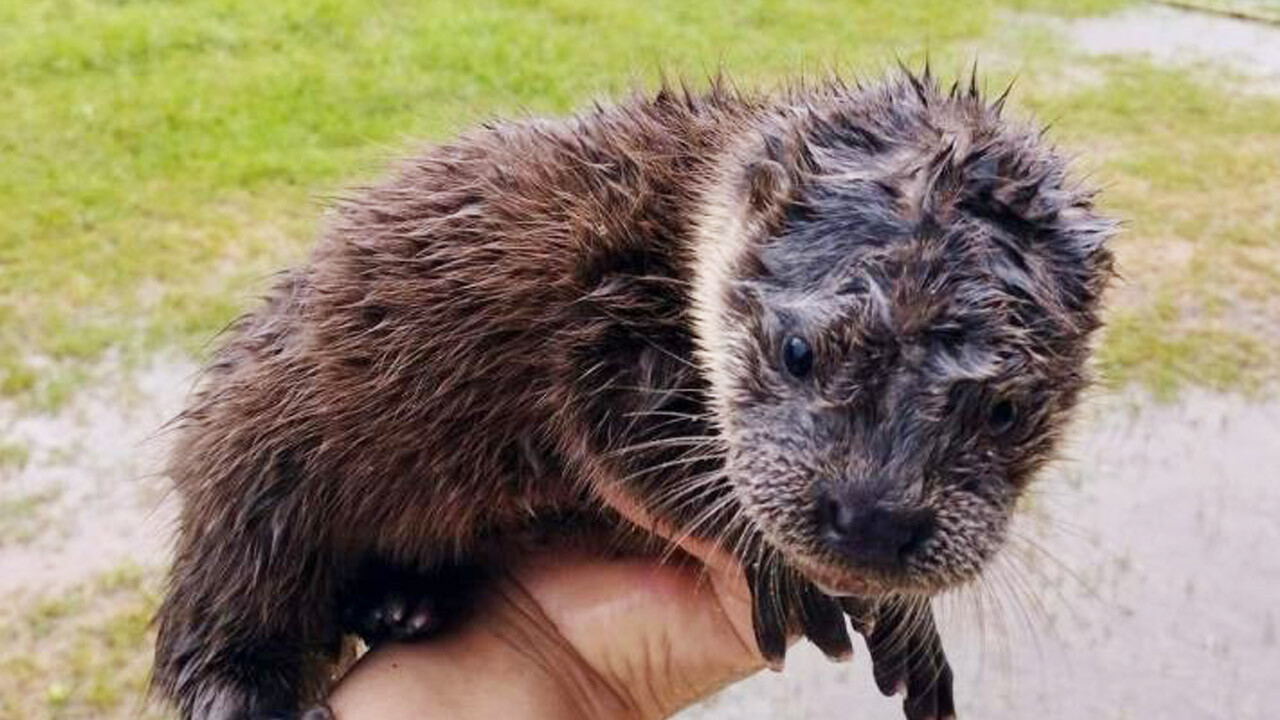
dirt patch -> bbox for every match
[681,389,1280,719]
[0,358,193,597]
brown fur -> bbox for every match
[151,70,1113,720]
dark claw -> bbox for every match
[746,567,852,665]
[902,641,950,720]
[341,562,485,647]
[347,589,438,644]
[904,668,939,720]
[746,574,956,719]
[797,583,853,660]
[744,563,789,667]
[867,605,910,696]
[936,663,956,719]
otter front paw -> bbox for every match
[841,597,956,720]
[744,565,852,666]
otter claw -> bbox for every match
[745,567,852,667]
[347,589,438,644]
[744,564,789,668]
[341,563,485,647]
[798,583,853,661]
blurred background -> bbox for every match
[2,1,1278,718]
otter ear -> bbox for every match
[958,147,1117,315]
[738,133,802,226]
[744,158,789,214]
[958,148,1065,227]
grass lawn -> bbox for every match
[5,0,1277,410]
[2,0,1279,717]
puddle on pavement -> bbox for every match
[1064,4,1280,83]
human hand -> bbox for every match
[327,548,781,720]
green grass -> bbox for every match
[0,564,165,720]
[2,0,1137,408]
[0,1,1276,408]
[1017,59,1280,396]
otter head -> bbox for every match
[690,73,1115,597]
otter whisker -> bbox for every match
[649,475,729,513]
[656,490,743,566]
[612,452,727,488]
[644,472,730,515]
[986,552,1047,661]
[620,408,716,423]
[971,565,1016,675]
[603,434,724,458]
[1006,525,1099,606]
[999,539,1056,631]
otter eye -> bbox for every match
[989,399,1017,434]
[782,336,813,379]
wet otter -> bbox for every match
[151,69,1114,720]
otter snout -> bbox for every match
[815,487,936,570]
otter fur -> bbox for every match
[151,69,1114,720]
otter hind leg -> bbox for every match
[151,629,338,720]
[151,520,345,719]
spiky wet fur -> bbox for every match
[152,69,1112,720]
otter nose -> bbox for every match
[816,489,934,568]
